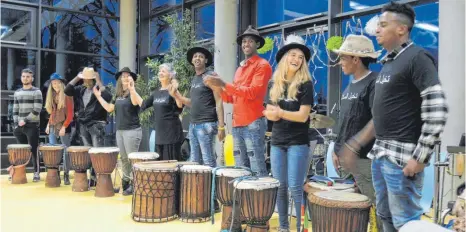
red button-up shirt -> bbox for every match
[221,55,272,127]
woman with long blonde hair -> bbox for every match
[45,73,74,185]
[94,67,142,196]
[263,35,314,232]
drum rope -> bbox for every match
[229,176,259,232]
[210,166,253,225]
[7,150,33,180]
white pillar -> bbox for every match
[7,48,15,90]
[439,0,465,208]
[56,23,68,77]
[118,0,137,71]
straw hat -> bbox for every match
[332,34,380,59]
[236,25,265,49]
[276,35,311,63]
[78,67,97,79]
[187,47,213,67]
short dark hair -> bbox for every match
[21,68,34,76]
[359,57,377,69]
[382,1,416,32]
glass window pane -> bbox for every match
[150,15,172,55]
[257,0,328,27]
[343,0,390,12]
[41,9,119,56]
[194,3,215,40]
[1,7,34,45]
[41,0,105,15]
[151,0,182,12]
[1,48,37,91]
[105,0,119,17]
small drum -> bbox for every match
[305,181,356,195]
[128,152,160,166]
[7,144,32,184]
[39,145,64,188]
[89,147,119,197]
[215,168,253,231]
[234,177,280,232]
[309,191,371,232]
[67,146,92,192]
[132,162,178,223]
[179,165,213,223]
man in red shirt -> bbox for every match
[204,26,272,176]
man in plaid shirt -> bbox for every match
[339,2,448,232]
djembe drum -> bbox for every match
[68,146,92,192]
[132,162,178,223]
[234,177,280,232]
[128,152,159,166]
[305,181,356,194]
[89,147,119,197]
[179,165,213,223]
[7,144,32,184]
[309,191,371,232]
[39,145,64,188]
[215,167,253,231]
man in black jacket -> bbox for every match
[64,67,111,185]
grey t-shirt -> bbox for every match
[83,88,93,107]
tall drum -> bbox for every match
[39,145,64,188]
[132,162,178,223]
[234,177,280,232]
[179,165,213,223]
[215,168,253,231]
[89,147,119,197]
[67,146,92,192]
[7,144,32,184]
[309,191,371,232]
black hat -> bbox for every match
[236,25,265,49]
[276,35,311,63]
[115,67,137,81]
[187,47,213,67]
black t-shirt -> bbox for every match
[113,95,141,130]
[373,45,439,143]
[142,89,184,145]
[267,81,314,146]
[190,71,217,123]
[334,72,377,158]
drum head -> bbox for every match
[67,146,91,152]
[128,152,159,160]
[310,191,371,209]
[133,162,177,172]
[180,165,212,172]
[88,147,119,154]
[215,168,252,178]
[7,144,31,149]
[308,182,355,192]
[233,177,280,190]
[39,145,65,151]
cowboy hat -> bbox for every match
[332,34,380,59]
[49,73,66,84]
[187,47,213,67]
[115,67,138,81]
[78,67,97,80]
[276,35,311,63]
[236,25,265,49]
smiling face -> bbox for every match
[241,36,259,56]
[51,79,63,92]
[158,66,171,84]
[120,72,131,87]
[285,48,305,73]
[192,52,207,69]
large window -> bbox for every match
[1,48,37,91]
[151,0,182,12]
[1,5,35,45]
[150,15,173,54]
[194,2,215,40]
[41,0,105,14]
[257,0,328,27]
[343,0,390,12]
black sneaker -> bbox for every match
[8,176,11,181]
[33,172,40,182]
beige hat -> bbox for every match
[78,67,96,79]
[332,34,380,59]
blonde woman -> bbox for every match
[93,67,142,196]
[262,35,313,232]
[130,63,184,161]
[45,73,74,185]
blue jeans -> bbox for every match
[270,144,310,230]
[232,117,267,176]
[372,156,424,231]
[188,122,218,168]
[48,126,71,173]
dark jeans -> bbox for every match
[79,121,106,179]
[13,123,40,173]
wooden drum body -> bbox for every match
[128,152,160,166]
[89,147,119,197]
[179,165,213,223]
[132,162,178,223]
[39,145,64,188]
[68,146,92,192]
[215,168,252,231]
[7,144,32,184]
[234,177,280,232]
[309,191,371,232]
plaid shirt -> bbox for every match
[368,41,448,166]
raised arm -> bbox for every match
[93,86,114,113]
[224,64,272,100]
[64,75,81,96]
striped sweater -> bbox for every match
[13,87,43,125]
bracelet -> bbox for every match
[345,142,360,155]
[218,127,225,130]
